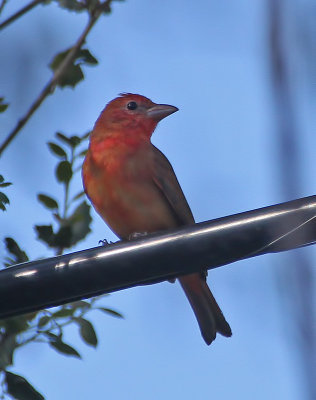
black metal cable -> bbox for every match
[0,195,315,319]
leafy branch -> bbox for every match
[35,131,91,255]
[0,2,125,398]
[0,175,11,211]
[1,130,123,399]
[0,0,118,157]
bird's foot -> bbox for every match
[201,269,208,280]
[99,239,114,246]
[128,232,149,241]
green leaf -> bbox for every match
[56,132,72,145]
[2,316,29,335]
[62,64,84,88]
[66,201,92,246]
[56,160,72,183]
[34,225,54,246]
[37,315,50,328]
[81,131,91,140]
[50,49,69,71]
[0,175,12,188]
[44,331,62,341]
[48,142,67,158]
[35,202,91,249]
[4,238,29,265]
[0,191,9,210]
[75,317,97,347]
[0,192,9,202]
[52,307,74,318]
[49,48,98,88]
[97,307,124,319]
[50,50,83,88]
[0,104,9,112]
[55,132,81,149]
[5,371,44,400]
[72,190,85,201]
[0,182,12,187]
[69,135,81,147]
[71,300,91,310]
[53,225,72,248]
[90,294,109,303]
[49,339,81,358]
[56,0,85,12]
[0,336,16,369]
[51,201,91,249]
[76,49,98,65]
[3,256,16,267]
[37,194,59,210]
[25,312,38,322]
[99,1,111,14]
[78,148,88,158]
[0,97,9,113]
[84,0,99,13]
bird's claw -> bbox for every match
[200,269,208,280]
[99,239,114,246]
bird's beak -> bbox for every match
[146,104,179,121]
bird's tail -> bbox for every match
[179,273,232,345]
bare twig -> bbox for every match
[0,7,102,157]
[0,0,44,30]
[0,0,8,16]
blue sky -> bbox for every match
[1,1,315,399]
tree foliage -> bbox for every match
[0,1,124,398]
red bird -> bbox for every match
[82,93,232,345]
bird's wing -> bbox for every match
[151,145,195,225]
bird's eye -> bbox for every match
[127,101,138,110]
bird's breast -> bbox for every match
[83,143,177,239]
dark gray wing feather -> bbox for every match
[151,145,195,225]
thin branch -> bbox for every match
[0,0,44,31]
[0,7,102,157]
[0,0,8,16]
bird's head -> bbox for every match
[94,93,178,139]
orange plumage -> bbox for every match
[82,93,231,345]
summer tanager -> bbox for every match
[82,93,232,345]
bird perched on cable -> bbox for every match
[82,93,232,345]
